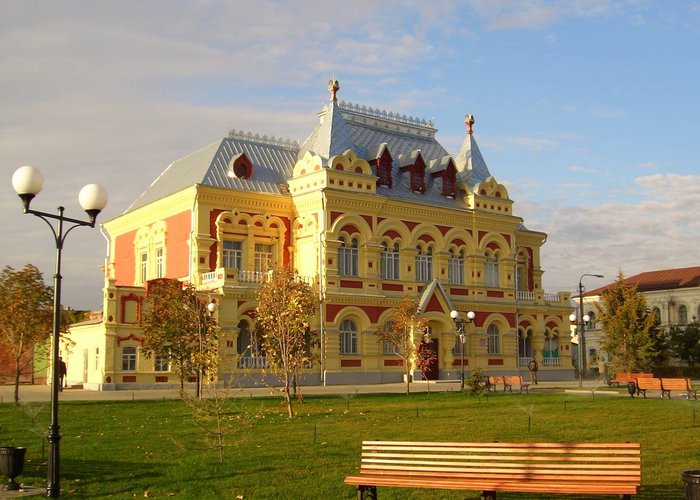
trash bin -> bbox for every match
[0,446,26,491]
[682,470,700,500]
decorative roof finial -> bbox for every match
[465,113,475,135]
[328,77,340,101]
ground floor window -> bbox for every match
[340,319,359,355]
[122,346,137,371]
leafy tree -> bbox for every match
[141,279,218,396]
[375,297,428,395]
[597,272,666,374]
[0,264,53,404]
[669,321,700,368]
[254,267,317,418]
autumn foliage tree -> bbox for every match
[254,267,317,418]
[597,272,666,374]
[0,264,53,404]
[141,279,219,395]
[375,297,428,395]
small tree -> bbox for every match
[0,265,53,404]
[597,272,665,374]
[669,321,700,368]
[141,279,218,396]
[254,267,317,418]
[375,297,427,395]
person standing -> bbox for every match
[528,358,539,385]
[58,357,67,391]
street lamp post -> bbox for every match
[195,300,217,400]
[12,166,107,498]
[449,310,476,391]
[569,273,604,388]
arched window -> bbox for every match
[236,320,252,355]
[586,311,597,329]
[340,319,359,355]
[484,253,499,287]
[380,242,400,280]
[448,249,465,284]
[254,243,274,273]
[487,324,500,354]
[679,304,688,325]
[652,307,661,324]
[381,321,398,354]
[223,241,242,269]
[544,334,559,359]
[416,246,433,282]
[338,237,359,276]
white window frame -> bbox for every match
[254,243,273,273]
[485,256,499,287]
[95,347,100,371]
[155,247,164,278]
[448,250,464,284]
[340,319,359,355]
[140,253,148,283]
[223,241,243,269]
[154,355,169,372]
[122,346,137,371]
[338,238,359,277]
[415,246,433,282]
[679,305,688,324]
[380,242,400,280]
[487,324,500,355]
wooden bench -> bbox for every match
[635,377,663,398]
[609,372,653,387]
[660,378,698,400]
[486,375,504,392]
[504,375,530,394]
[344,440,641,499]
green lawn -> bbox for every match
[1,390,698,498]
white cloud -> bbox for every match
[522,173,700,294]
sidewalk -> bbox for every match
[0,378,608,404]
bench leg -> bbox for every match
[481,490,497,500]
[620,494,631,500]
[357,485,377,500]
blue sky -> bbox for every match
[2,1,699,308]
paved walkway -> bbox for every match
[1,378,613,404]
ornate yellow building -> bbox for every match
[66,81,573,389]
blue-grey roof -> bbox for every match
[125,91,494,214]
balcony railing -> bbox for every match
[542,357,561,366]
[518,356,532,367]
[201,268,315,288]
[236,356,270,369]
[516,291,565,303]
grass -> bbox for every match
[1,390,699,498]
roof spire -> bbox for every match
[465,113,475,135]
[328,77,340,101]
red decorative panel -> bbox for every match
[450,238,466,247]
[452,359,468,366]
[487,290,504,298]
[450,288,468,296]
[339,224,359,235]
[122,376,136,383]
[155,376,168,383]
[478,230,488,243]
[418,234,434,243]
[436,225,451,236]
[384,359,403,366]
[340,280,363,289]
[383,230,400,240]
[402,220,419,232]
[486,241,500,251]
[341,359,361,367]
[361,215,373,229]
[117,333,143,346]
[501,234,511,245]
[425,294,444,313]
[488,359,504,366]
[382,283,403,292]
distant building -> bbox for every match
[65,80,573,390]
[573,266,700,371]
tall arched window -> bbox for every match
[381,321,398,354]
[586,311,597,329]
[236,320,252,355]
[338,237,359,276]
[340,319,359,355]
[380,242,400,280]
[416,246,433,282]
[544,334,559,359]
[484,253,499,287]
[448,249,465,284]
[679,304,688,325]
[652,307,661,324]
[487,324,500,354]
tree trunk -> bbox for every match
[14,355,21,405]
[284,370,294,418]
[405,365,411,395]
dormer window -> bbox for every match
[399,150,426,193]
[430,156,457,198]
[369,144,393,188]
